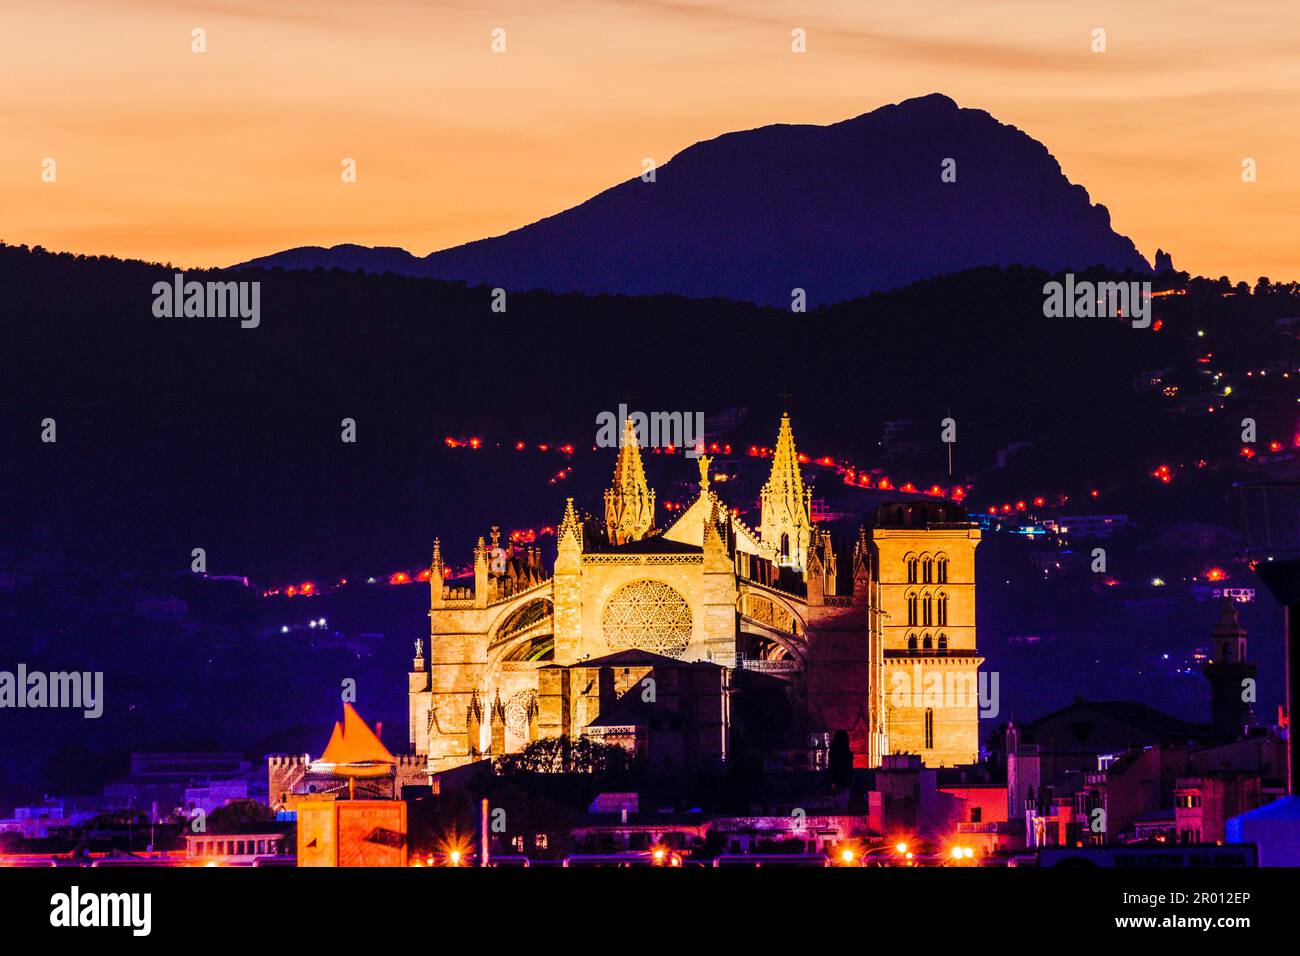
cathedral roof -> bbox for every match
[584,532,703,556]
[586,700,687,729]
[576,648,723,669]
[662,487,765,555]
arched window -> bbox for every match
[907,634,917,651]
[922,591,933,627]
[780,533,790,560]
[936,555,949,584]
[922,555,933,584]
[938,633,948,651]
[906,555,918,584]
[937,592,948,627]
[922,633,933,650]
[924,708,934,749]
[906,591,918,627]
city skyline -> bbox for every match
[4,2,1300,927]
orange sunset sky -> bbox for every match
[2,0,1297,280]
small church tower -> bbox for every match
[759,412,813,570]
[1204,600,1256,738]
[604,417,656,545]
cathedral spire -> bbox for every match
[768,412,806,501]
[604,417,656,545]
[558,497,582,553]
[760,411,813,570]
[429,538,444,608]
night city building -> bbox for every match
[408,413,983,774]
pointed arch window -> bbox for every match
[924,708,935,749]
[937,633,948,651]
[936,555,949,584]
[906,591,918,627]
[906,555,918,584]
[922,633,933,650]
[907,634,917,651]
[922,555,934,583]
[922,591,933,627]
[937,592,948,627]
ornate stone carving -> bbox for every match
[602,579,694,657]
[503,690,537,738]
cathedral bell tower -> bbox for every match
[604,417,656,545]
[759,412,813,570]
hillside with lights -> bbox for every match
[3,241,1299,800]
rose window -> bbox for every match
[601,579,693,657]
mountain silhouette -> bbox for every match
[237,94,1150,306]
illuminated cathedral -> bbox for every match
[408,413,982,774]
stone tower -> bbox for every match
[870,502,982,767]
[1204,600,1256,737]
[759,412,813,570]
[604,417,655,545]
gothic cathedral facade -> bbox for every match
[408,413,982,774]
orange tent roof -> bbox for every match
[317,703,396,777]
